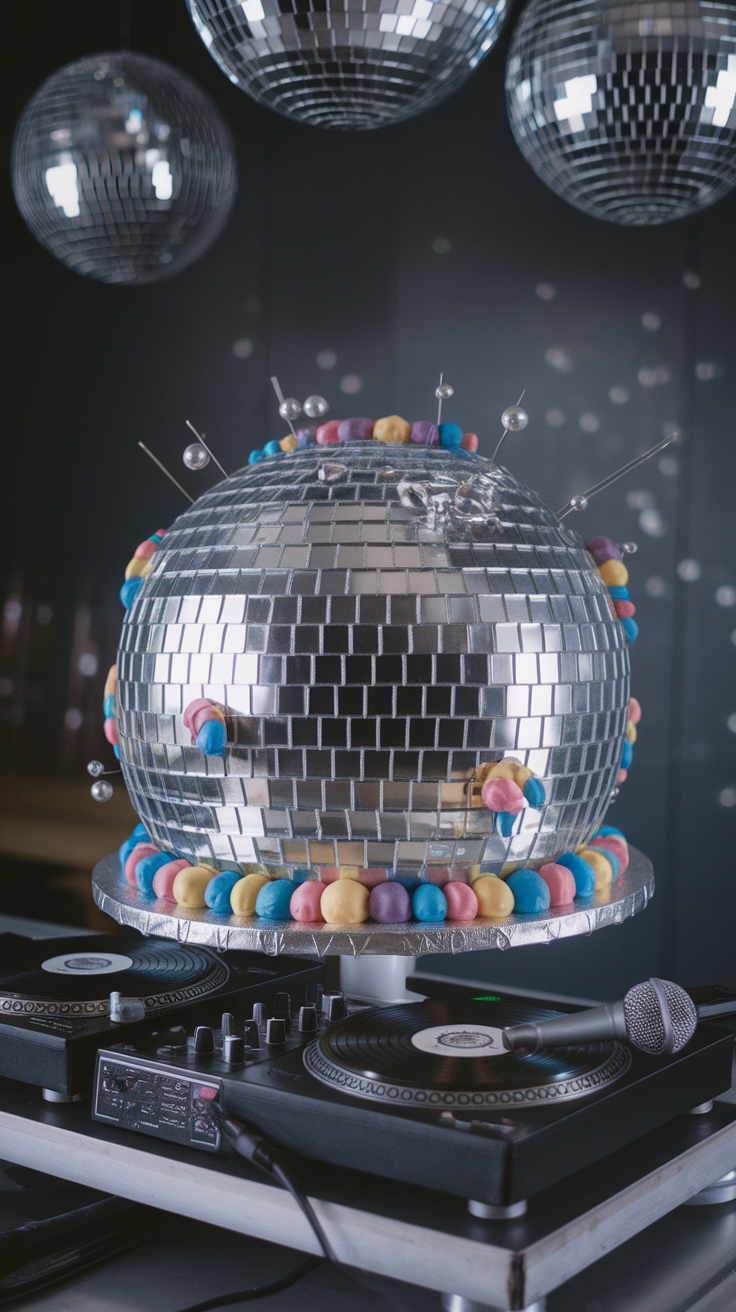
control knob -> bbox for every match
[193,1026,215,1056]
[323,992,347,1023]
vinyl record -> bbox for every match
[304,1000,631,1108]
[0,935,228,1018]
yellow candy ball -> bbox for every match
[473,876,515,917]
[579,848,613,891]
[626,721,637,743]
[373,415,411,444]
[124,556,148,580]
[280,434,298,452]
[104,664,117,699]
[487,758,532,788]
[599,559,628,588]
[337,866,360,880]
[320,880,370,924]
[230,873,270,916]
[500,861,521,877]
[172,864,215,908]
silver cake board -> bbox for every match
[92,846,653,960]
[0,1082,733,1312]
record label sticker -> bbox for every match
[41,952,134,976]
[410,1023,506,1058]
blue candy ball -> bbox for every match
[255,879,294,919]
[120,576,144,608]
[607,585,629,600]
[556,853,595,898]
[494,811,515,837]
[135,852,172,897]
[291,868,314,884]
[412,884,448,921]
[119,824,150,873]
[113,744,121,759]
[196,719,226,756]
[621,617,639,642]
[523,776,546,807]
[103,694,117,717]
[205,870,242,914]
[248,450,264,464]
[595,825,626,840]
[592,846,620,882]
[438,422,463,450]
[621,740,634,769]
[263,440,282,457]
[506,869,550,913]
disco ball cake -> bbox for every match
[12,52,236,283]
[506,0,736,225]
[116,444,630,879]
[186,0,508,129]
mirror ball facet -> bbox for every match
[116,445,630,875]
[186,0,508,129]
[12,53,237,284]
[506,0,736,225]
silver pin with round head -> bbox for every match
[91,779,114,802]
[435,372,454,427]
[303,395,329,419]
[491,390,527,464]
[621,541,638,554]
[183,443,210,470]
[271,376,301,437]
[568,494,589,512]
[184,421,228,478]
[557,432,679,520]
[87,760,105,778]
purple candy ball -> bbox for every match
[410,421,439,446]
[338,418,374,442]
[369,880,411,923]
[296,428,314,447]
[585,536,623,564]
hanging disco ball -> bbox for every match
[12,52,237,283]
[506,0,736,225]
[186,0,508,130]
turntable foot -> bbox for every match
[442,1295,545,1312]
[687,1100,714,1115]
[683,1169,736,1206]
[43,1089,82,1103]
[467,1198,527,1219]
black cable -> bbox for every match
[170,1255,324,1312]
[213,1107,340,1267]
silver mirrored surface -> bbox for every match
[12,52,236,283]
[506,0,736,225]
[93,847,653,956]
[187,0,508,129]
[116,444,630,876]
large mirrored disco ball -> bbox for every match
[506,0,736,225]
[186,0,508,129]
[11,52,237,283]
[117,445,630,875]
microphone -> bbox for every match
[502,979,736,1057]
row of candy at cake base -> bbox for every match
[102,665,120,759]
[248,415,479,464]
[119,822,629,923]
[120,529,167,610]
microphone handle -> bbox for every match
[502,1001,628,1052]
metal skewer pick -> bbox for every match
[138,442,194,503]
[557,432,679,519]
[185,420,229,478]
[271,375,301,438]
[435,372,454,428]
[491,389,527,465]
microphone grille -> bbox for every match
[623,978,697,1055]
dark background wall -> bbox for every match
[3,0,735,995]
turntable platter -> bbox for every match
[304,1000,631,1108]
[0,935,228,1018]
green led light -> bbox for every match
[474,994,501,1001]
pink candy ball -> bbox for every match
[481,776,525,814]
[124,843,159,887]
[316,421,340,445]
[290,881,325,922]
[152,859,191,901]
[590,835,629,873]
[617,768,628,784]
[444,881,479,921]
[461,433,479,451]
[538,863,576,906]
[628,697,642,725]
